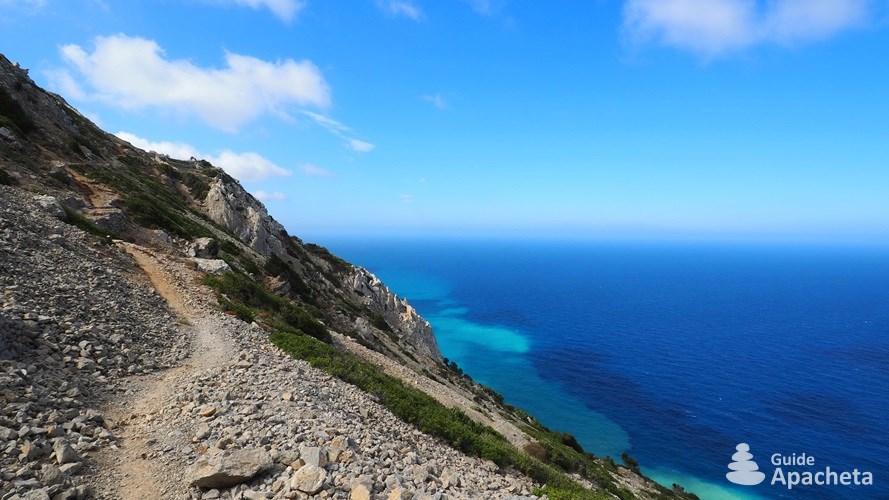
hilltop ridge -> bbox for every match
[0,54,697,500]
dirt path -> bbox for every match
[97,244,236,499]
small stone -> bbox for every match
[54,439,80,465]
[198,405,217,417]
[350,483,371,500]
[299,445,328,468]
[193,423,211,442]
[41,464,64,486]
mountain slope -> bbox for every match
[0,54,697,500]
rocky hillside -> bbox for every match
[0,53,697,500]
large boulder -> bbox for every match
[191,447,272,489]
[194,258,230,275]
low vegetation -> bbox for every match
[60,204,114,243]
[0,87,35,135]
[202,271,329,342]
[0,166,13,186]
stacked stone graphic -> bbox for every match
[726,443,766,486]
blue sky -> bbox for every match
[2,0,888,243]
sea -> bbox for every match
[320,238,889,499]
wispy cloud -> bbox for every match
[421,93,448,109]
[400,193,414,204]
[301,111,376,153]
[300,163,339,178]
[254,190,287,201]
[347,139,375,153]
[0,0,46,7]
[115,131,291,182]
[54,35,330,132]
[213,0,306,22]
[464,0,505,16]
[623,0,873,57]
[376,0,424,20]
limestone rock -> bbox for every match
[191,448,271,489]
[299,445,328,468]
[290,463,326,494]
[350,482,372,500]
[34,195,66,221]
[188,237,218,258]
[194,258,230,275]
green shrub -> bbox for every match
[60,204,113,243]
[203,272,329,342]
[263,254,314,303]
[183,172,210,200]
[123,193,213,240]
[0,88,35,135]
[622,452,640,473]
[0,166,13,186]
[220,239,241,256]
[238,256,261,275]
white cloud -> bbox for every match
[115,131,200,160]
[421,93,447,109]
[376,0,424,20]
[215,0,306,22]
[347,139,376,153]
[254,190,287,201]
[0,0,46,7]
[400,193,414,204]
[58,35,330,132]
[209,151,291,182]
[765,0,870,43]
[301,111,376,153]
[300,163,338,178]
[623,0,872,57]
[301,111,350,133]
[115,131,291,182]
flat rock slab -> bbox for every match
[191,448,271,489]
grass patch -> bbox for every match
[203,272,328,342]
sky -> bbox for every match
[2,0,888,243]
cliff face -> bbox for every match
[348,268,440,359]
[201,172,443,361]
[204,177,287,258]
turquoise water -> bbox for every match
[324,239,889,499]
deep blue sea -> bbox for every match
[322,239,889,499]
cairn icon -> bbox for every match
[726,443,766,486]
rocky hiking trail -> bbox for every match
[88,242,539,499]
[99,244,237,499]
